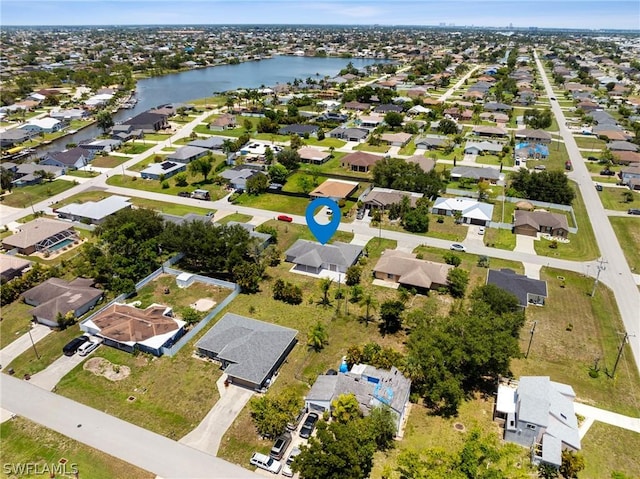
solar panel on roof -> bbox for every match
[162,162,177,170]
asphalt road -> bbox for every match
[533,51,640,371]
[0,374,260,479]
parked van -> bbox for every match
[191,189,211,200]
[78,340,99,357]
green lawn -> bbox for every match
[303,138,346,148]
[580,422,640,479]
[353,143,390,154]
[574,136,606,150]
[143,133,172,141]
[474,154,513,167]
[609,217,640,272]
[511,268,640,417]
[379,214,468,242]
[0,302,35,349]
[297,154,371,179]
[216,213,253,224]
[533,187,600,261]
[484,227,516,250]
[130,154,167,172]
[105,174,227,201]
[598,188,640,211]
[398,140,417,156]
[1,180,76,208]
[232,192,309,216]
[65,170,100,178]
[1,417,154,479]
[91,155,130,168]
[119,141,154,155]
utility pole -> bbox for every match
[525,321,537,359]
[27,322,40,360]
[608,332,635,379]
[590,257,607,297]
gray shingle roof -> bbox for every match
[487,269,548,308]
[451,166,501,181]
[196,313,298,387]
[285,240,363,270]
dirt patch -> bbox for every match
[84,357,131,381]
[191,298,216,312]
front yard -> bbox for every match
[598,188,640,211]
[1,180,76,208]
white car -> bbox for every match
[478,227,485,235]
[450,243,466,252]
[78,340,99,357]
[282,447,301,477]
[250,452,281,474]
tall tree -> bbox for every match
[318,277,333,308]
[307,321,329,352]
[96,109,114,134]
[188,156,213,181]
[359,292,378,325]
[331,394,362,424]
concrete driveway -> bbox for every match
[464,224,485,246]
[180,374,254,455]
[0,323,51,368]
[29,343,101,391]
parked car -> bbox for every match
[287,408,306,432]
[478,227,485,235]
[270,432,292,460]
[565,161,572,171]
[356,209,365,220]
[600,169,616,176]
[277,215,293,222]
[282,447,302,477]
[62,335,89,357]
[299,412,319,439]
[177,191,191,198]
[595,183,603,191]
[450,243,466,252]
[250,452,282,474]
[587,156,599,162]
[628,208,640,215]
[78,340,100,357]
[550,97,556,101]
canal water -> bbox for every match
[39,56,385,154]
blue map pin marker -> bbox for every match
[305,197,341,245]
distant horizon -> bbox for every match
[1,1,639,30]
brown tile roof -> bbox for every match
[92,303,179,343]
[406,155,436,172]
[613,151,640,164]
[374,250,453,289]
[309,179,358,199]
[514,210,569,232]
[342,151,380,167]
[2,219,74,249]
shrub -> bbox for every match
[161,181,169,189]
[273,279,303,305]
[443,252,462,267]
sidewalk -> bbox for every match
[574,402,640,434]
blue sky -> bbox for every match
[1,1,638,29]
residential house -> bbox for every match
[484,102,513,112]
[494,377,580,468]
[188,136,226,151]
[78,139,122,153]
[122,111,168,132]
[285,240,363,274]
[223,222,273,252]
[0,129,34,147]
[10,163,64,187]
[431,197,494,226]
[450,166,502,184]
[487,269,547,308]
[341,151,380,173]
[298,146,331,164]
[608,141,639,152]
[473,125,508,137]
[278,124,319,137]
[373,249,452,292]
[23,277,103,328]
[515,129,552,144]
[309,179,358,201]
[111,124,144,142]
[344,101,371,111]
[620,165,640,190]
[359,115,383,128]
[56,196,132,225]
[515,143,549,160]
[464,141,504,155]
[40,147,93,170]
[208,113,237,131]
[305,363,411,436]
[141,161,187,181]
[363,187,423,211]
[81,303,185,356]
[20,118,63,134]
[513,210,569,238]
[195,313,298,390]
[414,135,449,150]
[406,155,436,173]
[0,254,31,282]
[49,109,89,121]
[219,167,266,191]
[374,104,403,114]
[380,132,412,147]
[2,218,77,255]
[166,146,209,164]
[161,212,212,227]
[328,127,369,142]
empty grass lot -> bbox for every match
[106,174,227,201]
[598,188,640,211]
[353,143,390,154]
[91,155,130,168]
[1,417,154,479]
[216,212,253,224]
[1,180,76,208]
[484,227,516,250]
[65,170,100,178]
[119,141,155,155]
[574,136,606,150]
[380,215,468,242]
[0,301,35,349]
[511,268,640,417]
[609,217,640,272]
[580,422,640,479]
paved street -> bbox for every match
[0,323,50,368]
[0,374,260,479]
[534,51,640,371]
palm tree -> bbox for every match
[318,278,332,308]
[359,292,378,325]
[307,322,328,352]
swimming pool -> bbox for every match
[48,238,74,252]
